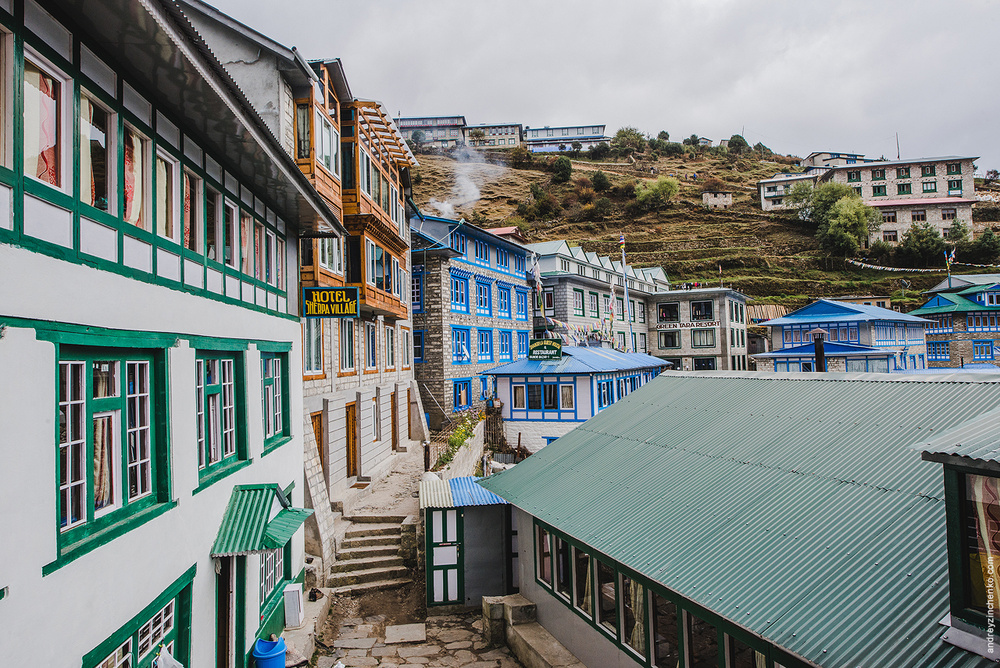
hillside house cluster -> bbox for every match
[395,116,610,153]
[911,274,1000,368]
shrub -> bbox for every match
[574,176,593,189]
[867,240,894,264]
[593,197,612,219]
[634,177,680,211]
[591,170,611,192]
[587,142,610,160]
[700,177,726,192]
[577,187,596,204]
[509,145,533,168]
[553,156,573,183]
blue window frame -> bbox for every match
[478,329,493,362]
[927,341,949,361]
[450,276,469,313]
[480,375,490,400]
[974,340,995,361]
[451,232,467,255]
[497,248,510,270]
[452,327,471,364]
[411,273,423,313]
[453,379,472,410]
[476,281,492,316]
[514,255,526,275]
[596,380,614,409]
[516,291,528,320]
[499,331,512,361]
[413,331,425,363]
[498,287,511,318]
[517,331,529,359]
[474,239,490,265]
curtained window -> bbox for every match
[183,172,199,252]
[79,95,111,210]
[205,188,220,261]
[573,547,592,617]
[651,592,679,667]
[240,212,253,274]
[965,474,1000,613]
[155,155,176,240]
[123,125,147,229]
[621,575,645,655]
[23,58,61,187]
[536,526,552,585]
[223,202,236,267]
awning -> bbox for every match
[211,484,313,557]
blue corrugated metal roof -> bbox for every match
[479,372,1000,668]
[450,477,508,507]
[753,341,892,358]
[762,299,931,325]
[486,346,668,376]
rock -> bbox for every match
[434,629,472,643]
[342,617,365,626]
[397,646,441,658]
[345,658,378,667]
[405,658,429,665]
[444,641,472,650]
[365,614,387,623]
[386,623,427,644]
[334,637,378,649]
[348,649,370,657]
[372,647,398,657]
[317,658,339,668]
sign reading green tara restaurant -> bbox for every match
[302,287,359,317]
[528,338,562,360]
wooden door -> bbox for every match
[345,402,358,477]
[311,411,326,483]
[426,508,463,605]
[391,391,399,451]
[215,556,234,668]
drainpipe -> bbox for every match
[809,327,827,372]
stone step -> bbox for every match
[328,565,411,588]
[330,555,404,573]
[345,514,408,524]
[337,545,400,561]
[328,577,413,597]
[340,534,401,549]
[343,523,402,539]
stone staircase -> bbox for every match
[328,514,414,595]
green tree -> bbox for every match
[797,182,858,229]
[785,181,814,208]
[657,130,670,141]
[553,156,573,183]
[817,197,880,256]
[661,142,685,157]
[469,128,485,145]
[591,170,611,192]
[571,141,583,156]
[611,126,647,154]
[728,134,749,155]
[682,134,700,146]
[972,228,1000,263]
[587,142,610,160]
[946,219,970,244]
[753,142,772,157]
[509,145,533,168]
[634,176,680,210]
[410,129,426,149]
[897,221,946,267]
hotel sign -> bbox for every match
[655,320,721,330]
[528,338,562,360]
[302,287,359,318]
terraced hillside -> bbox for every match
[410,151,949,308]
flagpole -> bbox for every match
[620,234,634,353]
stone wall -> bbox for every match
[504,420,578,454]
[438,421,486,480]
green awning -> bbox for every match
[211,484,313,557]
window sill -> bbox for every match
[262,434,293,458]
[363,369,379,375]
[194,458,253,495]
[338,369,358,377]
[304,373,326,381]
[44,500,177,576]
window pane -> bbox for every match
[688,613,719,668]
[536,526,552,584]
[80,96,110,209]
[92,414,115,511]
[205,190,219,261]
[184,173,198,251]
[597,560,617,634]
[965,474,1000,613]
[23,60,60,187]
[543,384,558,410]
[652,592,679,667]
[729,635,766,668]
[155,156,174,239]
[555,538,571,598]
[92,360,118,398]
[513,386,525,409]
[123,126,148,228]
[621,575,645,654]
[527,384,542,410]
[573,548,592,616]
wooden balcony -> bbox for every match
[351,282,408,319]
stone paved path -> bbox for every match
[316,611,522,668]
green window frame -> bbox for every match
[948,179,963,192]
[846,170,861,182]
[84,566,194,668]
[261,352,290,454]
[897,183,911,195]
[691,328,716,348]
[195,350,248,488]
[922,165,936,177]
[55,345,171,565]
[871,168,885,180]
[589,292,600,318]
[922,181,938,193]
[947,163,962,175]
[897,167,910,179]
[573,289,585,316]
[871,184,887,197]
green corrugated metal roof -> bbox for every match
[910,292,982,315]
[479,372,1000,668]
[916,407,1000,464]
[211,484,313,557]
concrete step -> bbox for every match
[343,523,402,539]
[345,515,408,524]
[330,555,404,573]
[337,545,400,561]
[341,534,401,549]
[328,578,413,597]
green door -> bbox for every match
[426,508,463,605]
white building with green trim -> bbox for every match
[0,1,340,666]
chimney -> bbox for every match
[809,328,827,372]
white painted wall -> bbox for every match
[0,243,305,667]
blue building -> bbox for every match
[758,299,931,372]
[523,125,608,153]
[487,345,668,452]
[410,212,534,429]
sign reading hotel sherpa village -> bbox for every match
[302,287,359,318]
[528,338,562,360]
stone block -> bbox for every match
[501,594,536,626]
[334,637,377,649]
[385,623,427,644]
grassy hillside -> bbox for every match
[410,150,954,309]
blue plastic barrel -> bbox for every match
[252,638,286,668]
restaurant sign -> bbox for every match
[302,287,359,318]
[528,338,562,360]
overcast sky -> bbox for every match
[204,0,999,171]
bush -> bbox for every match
[634,176,680,211]
[437,411,482,469]
[661,142,685,157]
[896,221,946,267]
[867,240,894,263]
[591,170,611,192]
[535,192,560,218]
[610,179,639,199]
[587,142,610,160]
[509,145,533,168]
[577,187,596,204]
[701,177,726,192]
[574,176,592,189]
[593,197,612,219]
